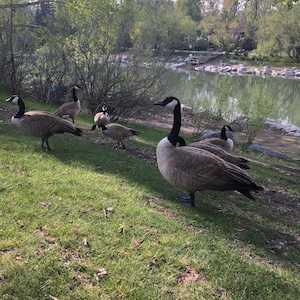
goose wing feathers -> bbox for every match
[189,141,249,169]
[106,124,137,138]
[54,102,80,118]
[159,146,258,195]
[22,111,81,137]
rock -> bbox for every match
[249,144,298,160]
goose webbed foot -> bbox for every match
[176,194,195,207]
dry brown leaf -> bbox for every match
[83,237,89,247]
[97,268,108,276]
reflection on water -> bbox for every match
[163,68,300,127]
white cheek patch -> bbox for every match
[12,96,19,104]
[166,99,178,110]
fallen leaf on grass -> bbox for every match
[94,268,108,281]
[83,237,89,247]
[45,294,60,300]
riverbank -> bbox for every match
[167,53,300,79]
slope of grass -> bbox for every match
[0,97,299,299]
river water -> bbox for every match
[164,68,300,128]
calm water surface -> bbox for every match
[164,68,300,127]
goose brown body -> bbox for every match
[54,86,81,123]
[98,123,138,149]
[154,96,263,206]
[6,95,82,150]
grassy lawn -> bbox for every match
[0,94,299,299]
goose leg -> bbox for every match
[42,138,51,151]
[120,141,126,149]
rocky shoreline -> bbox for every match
[165,54,300,79]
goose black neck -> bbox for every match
[73,87,78,102]
[221,126,227,140]
[15,98,25,118]
[168,99,181,146]
[99,124,107,131]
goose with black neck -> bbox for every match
[154,96,263,207]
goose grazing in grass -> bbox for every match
[54,85,81,123]
[6,95,82,151]
[96,123,138,149]
[200,125,235,152]
[154,96,263,207]
[90,105,110,131]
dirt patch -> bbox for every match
[177,268,206,284]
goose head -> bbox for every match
[6,95,20,104]
[154,96,181,146]
[72,85,81,102]
[6,95,25,118]
[221,125,234,140]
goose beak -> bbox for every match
[154,100,164,106]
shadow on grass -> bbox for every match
[1,124,299,268]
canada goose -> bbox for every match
[189,141,249,169]
[90,105,110,131]
[96,123,138,149]
[6,95,82,150]
[200,125,234,152]
[154,96,263,206]
[54,85,81,123]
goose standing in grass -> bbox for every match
[90,105,110,131]
[154,96,263,207]
[200,125,235,152]
[54,85,81,124]
[94,123,138,149]
[6,95,82,151]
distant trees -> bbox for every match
[256,2,300,58]
[0,0,299,113]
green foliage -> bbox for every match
[256,2,300,58]
[237,77,276,144]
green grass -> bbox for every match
[0,96,299,299]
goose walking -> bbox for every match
[95,123,138,149]
[54,85,81,124]
[6,95,82,150]
[90,105,110,131]
[200,125,235,152]
[154,96,263,206]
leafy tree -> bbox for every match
[256,2,300,58]
[0,0,37,93]
[132,0,197,52]
[174,0,202,23]
[237,77,276,144]
[199,0,239,53]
